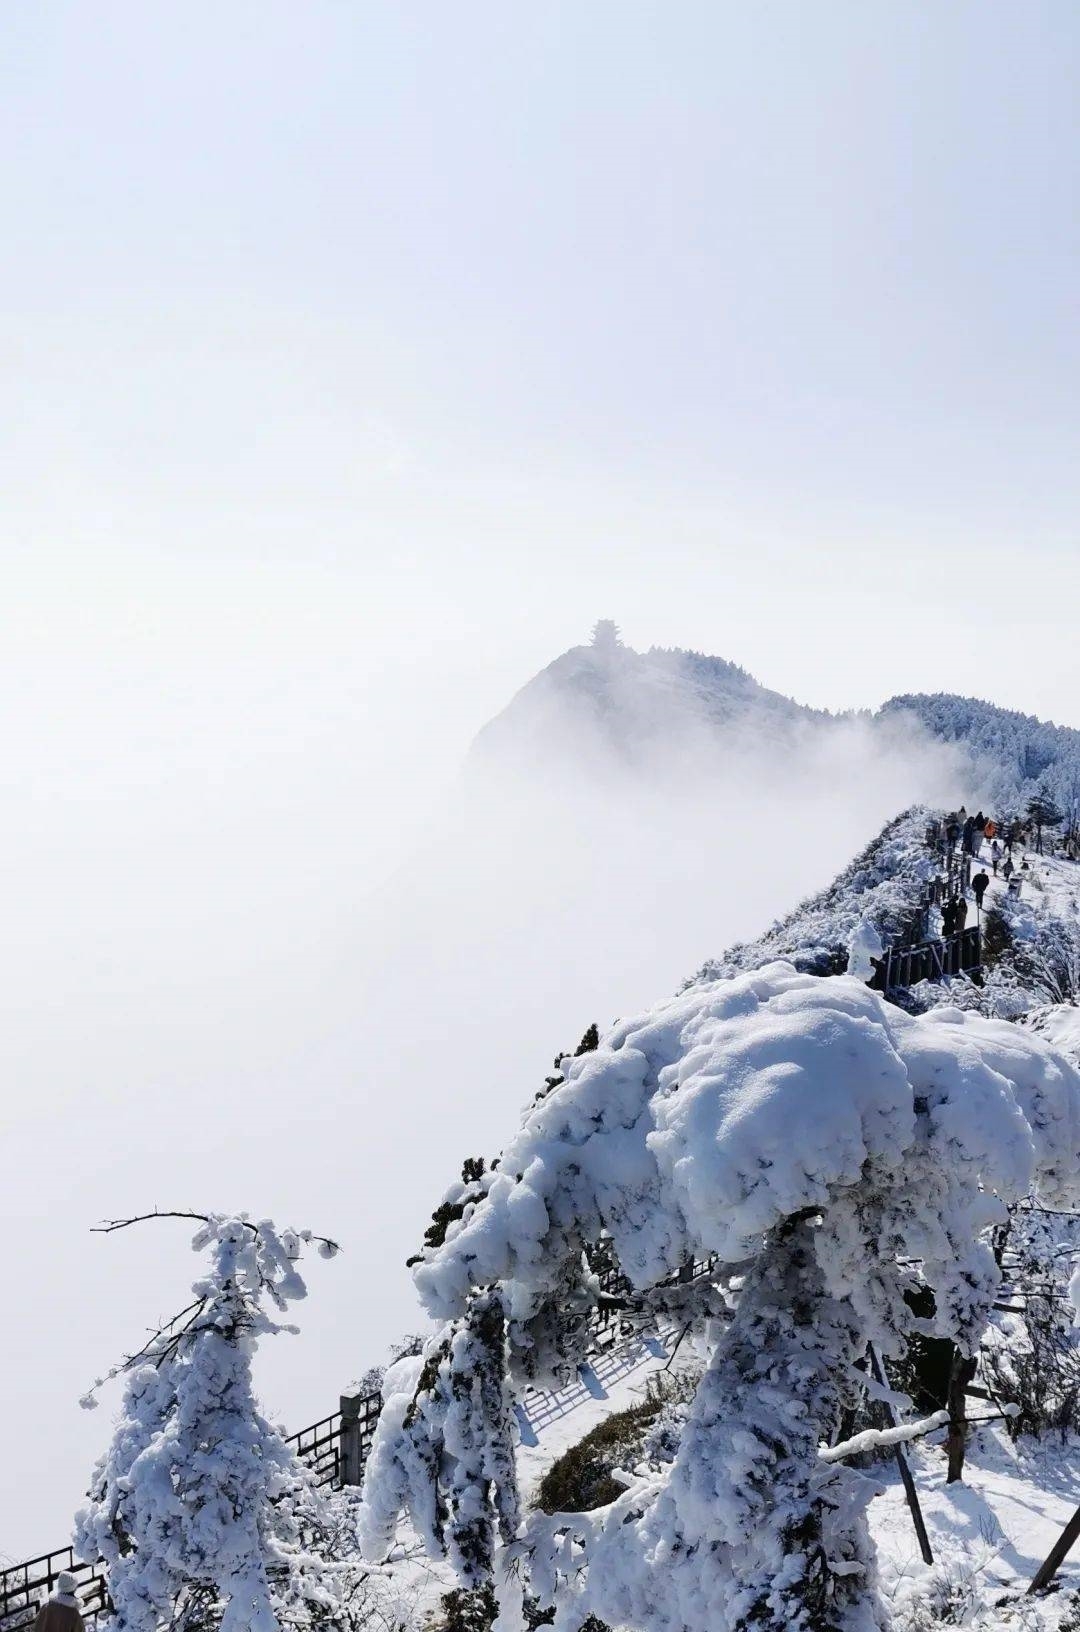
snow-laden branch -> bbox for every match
[821,1406,1021,1464]
[92,1207,342,1258]
[81,1211,340,1406]
[820,1410,950,1463]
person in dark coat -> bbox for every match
[942,898,957,936]
[955,896,969,932]
[962,816,977,854]
[1002,856,1015,882]
[33,1575,85,1632]
[972,870,990,910]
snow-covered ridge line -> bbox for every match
[693,805,936,985]
[471,626,1080,819]
[882,691,1080,816]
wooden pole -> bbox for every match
[868,1346,934,1566]
[1030,1504,1080,1594]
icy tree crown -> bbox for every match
[80,1212,339,1406]
[360,964,1080,1632]
[77,1212,351,1632]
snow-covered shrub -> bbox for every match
[980,1204,1080,1439]
[534,1369,706,1516]
[533,1402,660,1517]
[972,887,1080,1019]
[77,1212,368,1632]
[359,963,1080,1632]
[429,1585,501,1632]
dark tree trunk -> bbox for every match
[945,1348,978,1484]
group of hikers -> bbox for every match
[944,804,1080,865]
[933,806,1037,941]
[941,807,1036,884]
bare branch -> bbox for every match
[92,1208,342,1256]
[93,1209,215,1233]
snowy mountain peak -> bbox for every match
[471,629,824,772]
[474,632,1080,823]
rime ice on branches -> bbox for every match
[359,964,1080,1632]
[76,1212,367,1632]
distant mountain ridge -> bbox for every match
[471,624,834,772]
[473,625,1080,822]
[878,692,1080,819]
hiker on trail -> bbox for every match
[955,896,969,933]
[33,1575,85,1632]
[972,813,985,855]
[972,870,990,910]
[942,898,958,936]
[1002,856,1015,882]
[962,815,977,855]
[991,838,1002,875]
[946,816,960,848]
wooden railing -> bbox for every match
[870,926,982,993]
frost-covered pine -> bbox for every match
[359,963,1080,1632]
[76,1212,366,1632]
[359,1289,519,1588]
[882,691,1080,818]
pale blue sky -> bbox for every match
[3,1,1079,729]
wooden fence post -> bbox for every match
[339,1391,368,1486]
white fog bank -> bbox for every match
[0,670,965,1560]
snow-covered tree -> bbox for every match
[883,693,1080,829]
[77,1211,368,1632]
[1027,785,1065,855]
[359,963,1080,1632]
